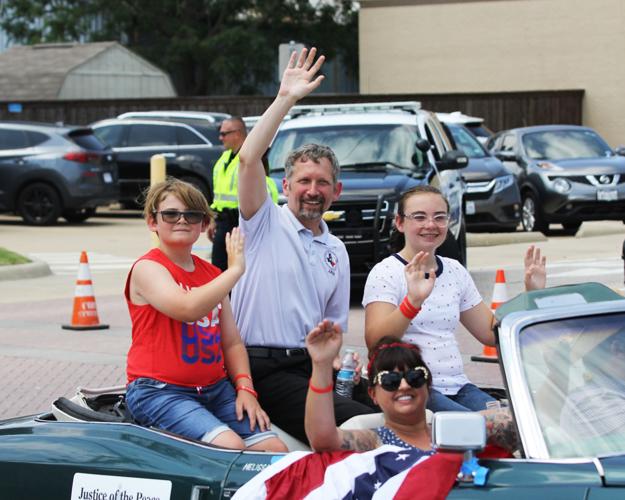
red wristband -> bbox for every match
[236,386,258,398]
[234,373,253,383]
[309,380,334,394]
[399,296,421,319]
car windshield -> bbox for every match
[447,124,488,159]
[267,124,424,171]
[519,312,625,458]
[522,130,613,160]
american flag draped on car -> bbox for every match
[232,445,463,500]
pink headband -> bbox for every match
[367,342,421,377]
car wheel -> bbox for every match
[179,176,211,203]
[521,192,547,233]
[63,207,96,223]
[17,182,62,225]
[561,221,582,236]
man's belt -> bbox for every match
[247,346,309,358]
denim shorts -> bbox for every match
[126,377,277,445]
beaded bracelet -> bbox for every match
[236,386,258,398]
[308,380,334,394]
[399,296,421,319]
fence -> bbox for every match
[0,89,584,132]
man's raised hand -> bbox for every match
[278,47,325,102]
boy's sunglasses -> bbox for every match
[154,210,206,224]
[373,367,428,392]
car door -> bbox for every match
[422,116,464,240]
[0,128,33,209]
[495,132,525,180]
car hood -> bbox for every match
[599,455,625,486]
[461,157,508,182]
[540,156,625,174]
[270,169,425,198]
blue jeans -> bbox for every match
[427,383,496,412]
[126,377,276,445]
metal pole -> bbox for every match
[150,154,166,247]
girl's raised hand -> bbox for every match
[225,227,245,275]
[524,245,546,291]
[404,251,436,307]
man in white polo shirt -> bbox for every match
[231,47,375,443]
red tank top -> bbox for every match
[125,248,226,387]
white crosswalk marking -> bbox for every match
[547,258,622,279]
[28,252,136,275]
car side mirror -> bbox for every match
[416,138,431,153]
[495,150,518,162]
[436,149,469,171]
[615,146,625,156]
[432,412,486,452]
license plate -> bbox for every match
[103,172,113,183]
[465,201,476,215]
[597,189,617,201]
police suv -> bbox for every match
[267,102,469,290]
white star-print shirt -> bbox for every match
[363,254,482,395]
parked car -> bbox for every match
[489,125,625,235]
[1,282,624,498]
[92,118,224,207]
[117,111,231,145]
[0,122,118,225]
[436,111,494,145]
[439,120,521,231]
[266,101,469,289]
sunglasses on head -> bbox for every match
[154,210,206,224]
[373,367,428,391]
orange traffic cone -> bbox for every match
[472,269,508,363]
[62,251,109,331]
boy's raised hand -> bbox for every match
[278,47,325,102]
[225,227,245,275]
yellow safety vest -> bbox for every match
[266,176,279,204]
[211,150,240,211]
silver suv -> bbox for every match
[267,102,469,287]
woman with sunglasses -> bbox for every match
[304,322,518,453]
[124,178,286,452]
[363,185,546,412]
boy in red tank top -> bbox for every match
[125,178,286,451]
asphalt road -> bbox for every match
[0,210,623,419]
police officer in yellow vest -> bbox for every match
[208,117,278,270]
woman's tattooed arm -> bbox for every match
[482,408,520,452]
[339,429,382,452]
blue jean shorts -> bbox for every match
[126,377,277,445]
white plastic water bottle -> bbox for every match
[335,349,357,398]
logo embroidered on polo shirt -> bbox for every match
[324,250,338,275]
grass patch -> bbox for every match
[0,247,30,266]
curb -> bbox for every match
[0,259,52,281]
[468,231,547,247]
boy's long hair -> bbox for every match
[142,177,213,222]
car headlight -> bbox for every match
[552,177,572,193]
[493,174,515,193]
[536,161,563,170]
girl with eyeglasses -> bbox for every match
[304,325,518,453]
[362,185,547,412]
[124,178,286,452]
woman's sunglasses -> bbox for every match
[154,210,206,224]
[373,367,428,391]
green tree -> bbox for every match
[0,0,358,95]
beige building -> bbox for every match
[359,0,625,146]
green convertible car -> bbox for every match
[1,282,624,499]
